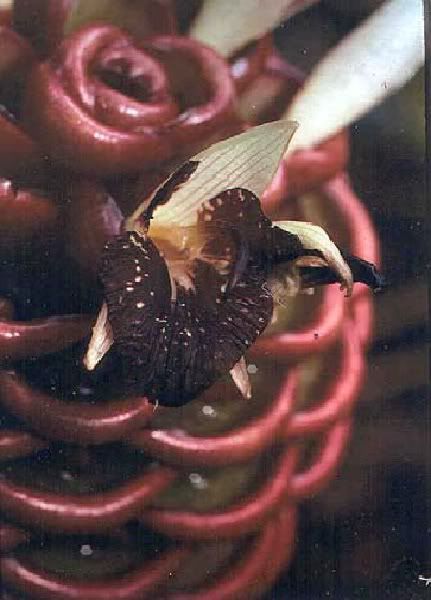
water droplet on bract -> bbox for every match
[202,404,217,417]
[79,386,93,397]
[80,544,93,557]
[189,473,208,490]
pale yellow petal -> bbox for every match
[150,120,298,227]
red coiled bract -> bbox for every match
[0,3,378,598]
[24,25,236,175]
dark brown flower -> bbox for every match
[90,140,382,406]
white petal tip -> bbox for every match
[83,302,114,371]
[230,357,252,399]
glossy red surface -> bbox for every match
[0,3,380,597]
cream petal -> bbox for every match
[230,356,252,400]
[150,120,298,227]
[275,220,353,295]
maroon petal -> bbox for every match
[99,229,272,406]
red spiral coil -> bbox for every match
[0,4,379,598]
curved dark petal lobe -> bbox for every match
[197,187,382,289]
[100,187,382,407]
[100,231,272,407]
[198,187,307,275]
[297,255,385,291]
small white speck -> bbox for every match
[60,470,74,481]
[247,364,258,374]
[80,544,93,557]
[150,291,154,296]
[135,276,142,283]
[126,286,134,292]
[137,302,145,308]
[202,405,217,417]
[189,473,208,490]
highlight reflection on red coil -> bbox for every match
[0,5,379,598]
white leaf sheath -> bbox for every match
[284,0,424,154]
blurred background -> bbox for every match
[267,1,428,598]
